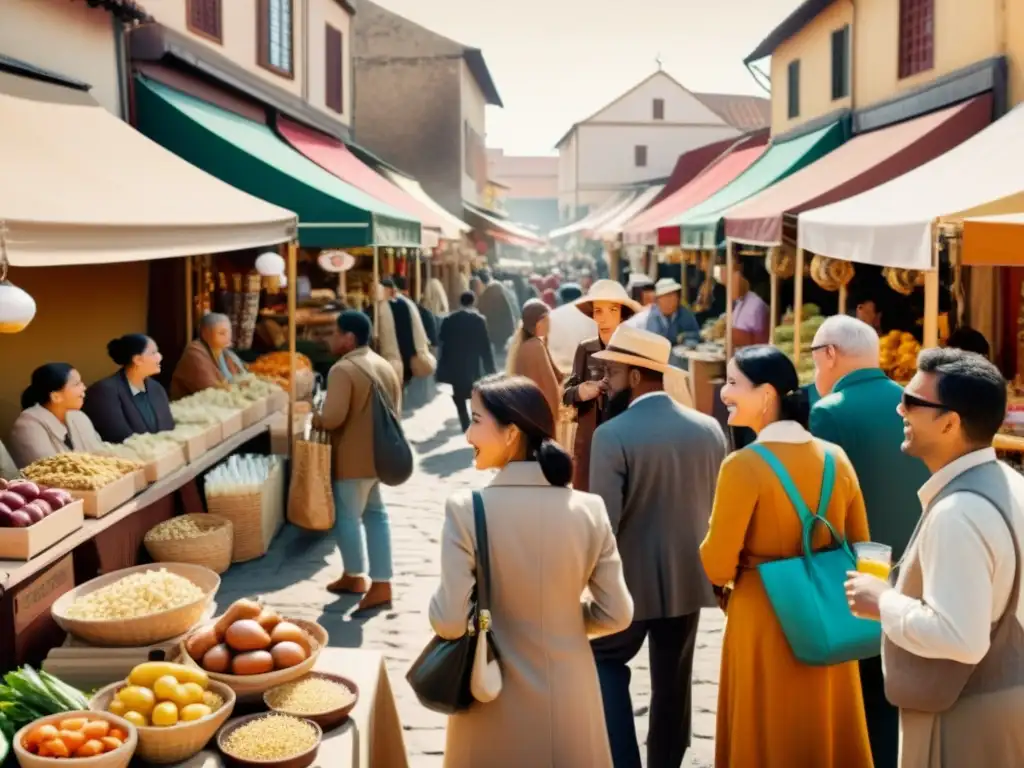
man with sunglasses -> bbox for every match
[846,348,1024,766]
[808,315,929,768]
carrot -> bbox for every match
[24,723,59,749]
[100,736,123,752]
[59,730,87,753]
[44,739,71,758]
[108,727,128,742]
[58,717,88,732]
[75,739,105,758]
[81,720,110,739]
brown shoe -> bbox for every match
[327,573,371,595]
[355,581,393,613]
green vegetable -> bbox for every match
[0,666,89,730]
[38,669,88,711]
[0,723,8,766]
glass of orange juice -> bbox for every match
[853,542,893,580]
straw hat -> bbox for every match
[654,277,683,298]
[592,325,674,373]
[574,279,642,318]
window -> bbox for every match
[831,25,850,100]
[634,145,648,167]
[653,98,665,120]
[258,0,293,78]
[187,0,222,42]
[325,25,343,113]
[787,59,800,119]
[899,0,934,79]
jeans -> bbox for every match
[331,479,393,581]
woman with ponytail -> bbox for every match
[699,345,872,767]
[506,299,564,421]
[429,374,632,768]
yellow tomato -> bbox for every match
[128,662,209,690]
[151,701,179,727]
[153,675,182,703]
[123,711,149,728]
[107,699,128,716]
[116,685,156,715]
[179,704,212,722]
[180,682,205,706]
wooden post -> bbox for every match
[385,249,395,277]
[372,246,380,341]
[414,252,422,302]
[924,227,940,348]
[769,267,778,344]
[725,240,735,360]
[286,241,298,456]
[838,283,848,315]
[793,248,805,365]
[185,255,194,341]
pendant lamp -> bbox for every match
[255,251,285,276]
[0,222,36,333]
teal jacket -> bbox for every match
[809,368,929,560]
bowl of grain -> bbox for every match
[263,673,359,731]
[216,713,322,768]
[144,514,234,574]
[51,563,219,647]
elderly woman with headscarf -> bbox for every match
[170,313,247,399]
[507,299,565,421]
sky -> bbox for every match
[373,0,802,156]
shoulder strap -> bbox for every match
[749,443,836,523]
[471,491,492,613]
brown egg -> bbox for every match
[256,608,282,633]
[270,641,308,669]
[231,650,274,676]
[201,644,232,674]
[186,625,220,662]
[269,621,312,654]
[225,620,272,652]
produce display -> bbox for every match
[700,314,726,342]
[248,352,312,391]
[204,455,282,499]
[220,714,319,761]
[20,715,130,758]
[774,304,824,386]
[145,515,230,543]
[64,568,204,621]
[264,676,356,716]
[22,454,143,491]
[185,599,313,675]
[231,374,283,400]
[170,396,242,427]
[879,329,921,383]
[0,666,91,760]
[104,662,223,728]
[0,479,75,529]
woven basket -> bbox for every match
[13,711,138,768]
[51,563,220,647]
[205,462,285,563]
[177,618,328,703]
[144,514,234,574]
[89,680,236,764]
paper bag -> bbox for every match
[287,438,335,531]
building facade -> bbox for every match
[487,150,559,234]
[555,71,770,222]
[352,0,502,217]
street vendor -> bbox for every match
[562,279,641,491]
[170,312,247,400]
[643,277,701,346]
[8,363,105,468]
[718,261,769,348]
[83,334,175,443]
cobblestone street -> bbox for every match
[218,389,721,767]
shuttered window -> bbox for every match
[653,98,664,120]
[899,0,934,79]
[187,0,222,42]
[634,145,648,167]
[325,25,343,113]
[831,25,850,100]
[787,59,800,119]
[258,0,294,78]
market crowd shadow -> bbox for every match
[418,446,475,479]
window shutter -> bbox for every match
[325,25,343,113]
[787,60,800,119]
[634,145,647,167]
[653,98,664,120]
[899,0,934,79]
[188,0,222,41]
[831,25,849,100]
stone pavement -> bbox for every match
[217,388,722,767]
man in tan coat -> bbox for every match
[313,311,403,613]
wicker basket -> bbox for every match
[177,618,328,703]
[51,563,220,647]
[13,711,138,768]
[144,514,234,574]
[205,461,285,563]
[89,680,236,764]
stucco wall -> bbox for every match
[0,263,150,438]
[589,72,728,125]
[853,0,1001,109]
[461,60,487,206]
[0,0,122,116]
[1000,0,1024,106]
[769,0,853,135]
[307,0,353,124]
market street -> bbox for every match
[216,389,722,767]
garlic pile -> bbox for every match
[231,374,282,399]
[170,399,242,425]
[102,426,207,462]
[205,454,283,497]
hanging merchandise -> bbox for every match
[0,222,36,333]
[883,267,926,296]
[810,255,855,292]
[765,246,796,280]
[254,251,285,276]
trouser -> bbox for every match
[331,479,392,581]
[861,655,899,768]
[591,613,700,768]
[453,390,471,431]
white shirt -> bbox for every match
[879,447,1024,664]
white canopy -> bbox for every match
[594,185,664,238]
[798,102,1024,269]
[548,192,635,240]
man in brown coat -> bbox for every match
[313,311,403,612]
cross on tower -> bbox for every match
[655,53,663,71]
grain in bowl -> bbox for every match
[265,676,356,715]
[65,568,204,620]
[220,715,319,761]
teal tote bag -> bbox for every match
[750,444,881,666]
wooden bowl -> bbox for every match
[216,714,322,768]
[263,672,360,731]
[88,680,236,764]
[178,619,328,703]
[51,563,219,647]
[12,711,137,768]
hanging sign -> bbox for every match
[318,250,355,273]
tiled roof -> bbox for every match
[81,0,152,23]
[694,93,771,132]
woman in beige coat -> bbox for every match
[507,299,564,421]
[430,374,633,768]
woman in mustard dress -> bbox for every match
[700,345,873,768]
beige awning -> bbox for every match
[0,70,296,267]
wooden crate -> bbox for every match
[71,472,136,518]
[144,445,186,483]
[206,460,285,562]
[219,410,244,440]
[241,398,268,428]
[267,390,288,413]
[0,499,84,560]
[131,469,147,494]
[180,432,206,463]
[201,422,223,450]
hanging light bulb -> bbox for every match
[255,251,285,276]
[0,222,36,334]
[279,274,288,289]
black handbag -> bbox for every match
[407,491,498,714]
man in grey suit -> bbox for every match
[589,325,727,768]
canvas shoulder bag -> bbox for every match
[751,444,882,666]
[349,360,414,487]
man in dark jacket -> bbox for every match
[393,275,438,347]
[437,292,496,430]
[384,279,416,388]
[475,270,516,356]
